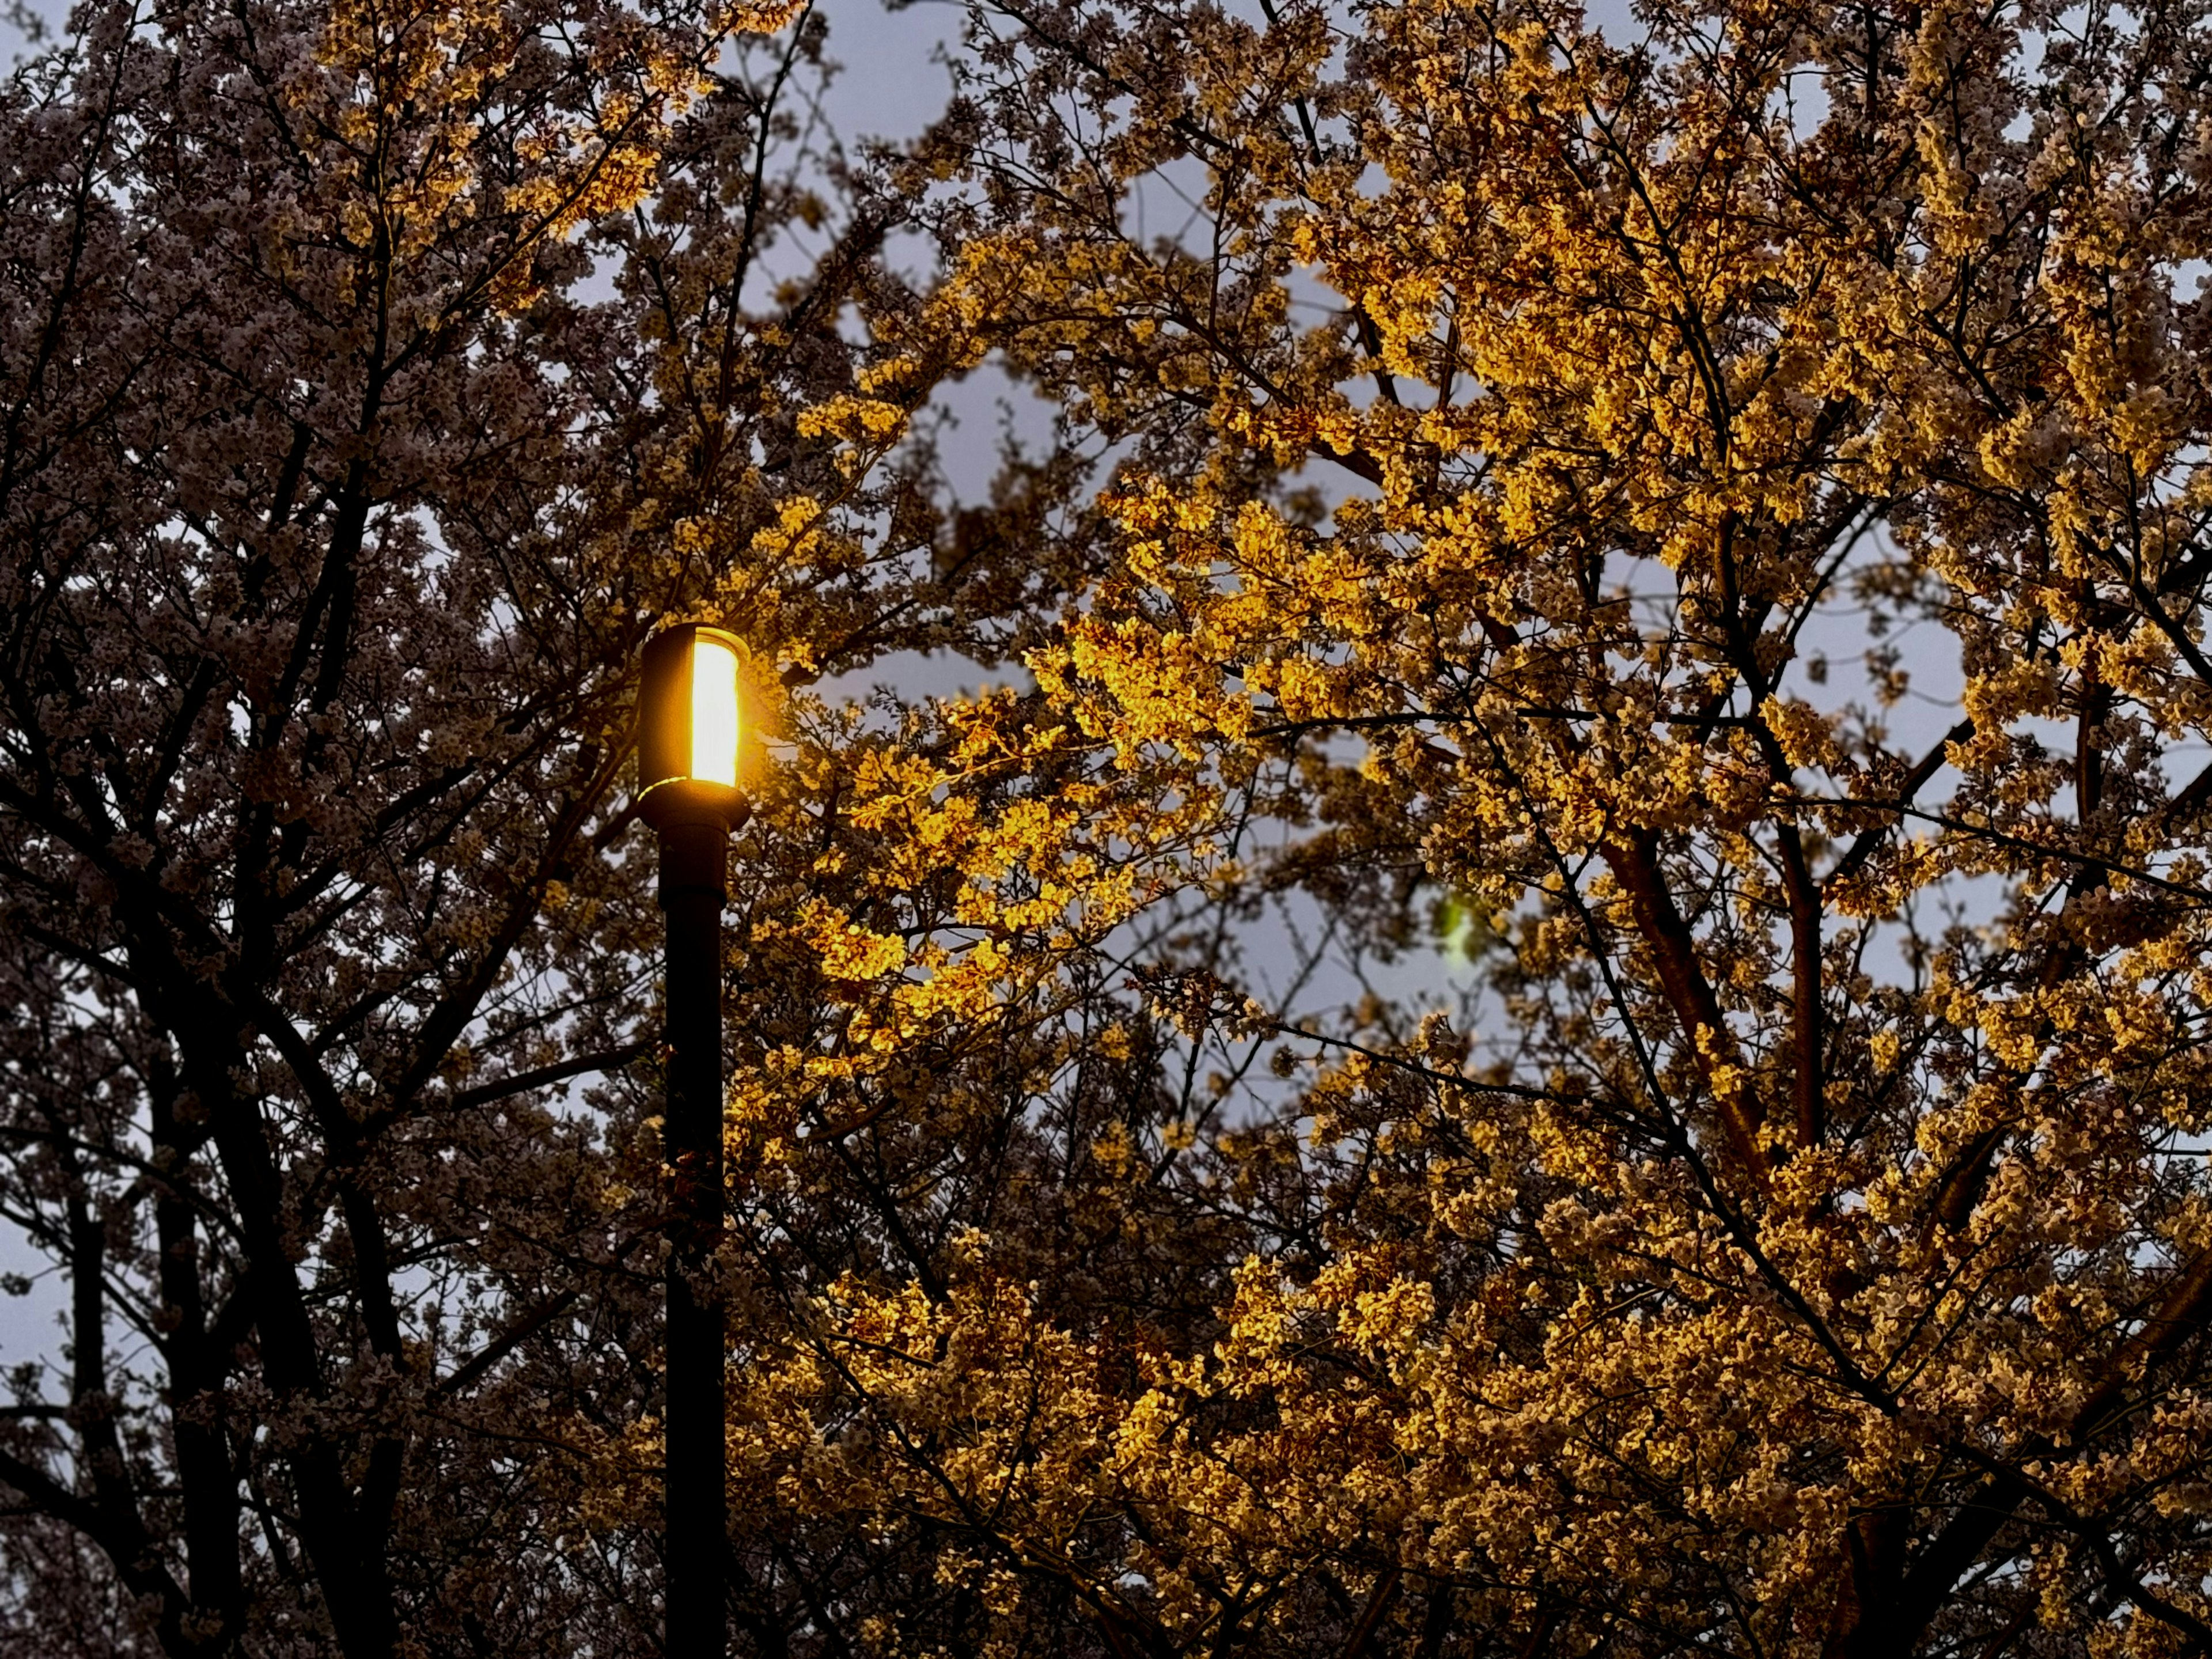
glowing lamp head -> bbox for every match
[638,623,748,829]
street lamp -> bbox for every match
[638,623,749,1658]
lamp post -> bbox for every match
[638,623,748,1658]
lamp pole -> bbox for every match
[638,624,749,1659]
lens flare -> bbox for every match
[689,638,740,786]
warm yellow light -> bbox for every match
[689,638,740,786]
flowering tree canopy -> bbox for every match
[733,0,2212,1652]
[0,0,1046,1646]
[8,0,2212,1653]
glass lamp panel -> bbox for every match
[689,638,741,786]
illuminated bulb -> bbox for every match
[690,637,740,786]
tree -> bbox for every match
[18,0,2212,1649]
[0,0,1069,1649]
[695,0,2212,1651]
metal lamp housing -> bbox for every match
[638,623,751,835]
